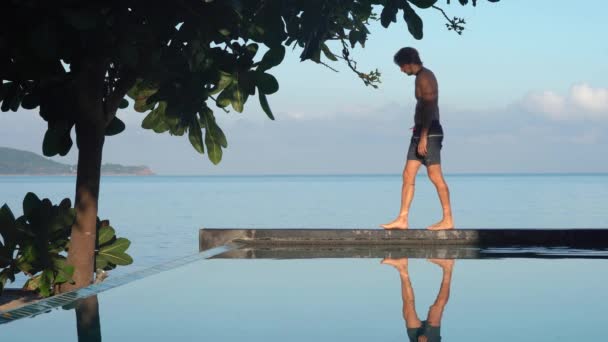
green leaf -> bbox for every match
[95,255,109,270]
[153,120,170,134]
[118,99,129,109]
[321,44,338,62]
[210,71,233,95]
[1,83,18,112]
[102,252,133,266]
[403,2,424,40]
[55,264,74,284]
[142,102,163,129]
[21,93,40,110]
[258,46,286,71]
[23,192,41,220]
[38,270,53,297]
[59,198,72,210]
[127,79,157,100]
[105,117,126,136]
[53,258,74,284]
[215,126,228,148]
[232,85,246,112]
[1,267,16,284]
[97,226,116,246]
[259,93,275,120]
[127,80,158,113]
[134,98,156,113]
[205,128,222,165]
[49,216,68,234]
[217,86,233,108]
[256,72,279,95]
[43,121,74,157]
[201,108,228,148]
[0,249,12,268]
[0,204,16,239]
[23,275,40,291]
[9,90,22,112]
[245,43,259,58]
[201,111,223,164]
[188,119,205,154]
[217,81,248,113]
[238,71,257,96]
[99,237,130,255]
[380,3,398,28]
[407,0,439,9]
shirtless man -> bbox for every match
[381,47,454,230]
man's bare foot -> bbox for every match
[381,216,409,230]
[381,257,409,272]
[426,218,454,230]
[427,258,454,270]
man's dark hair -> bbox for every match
[393,47,422,66]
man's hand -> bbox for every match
[417,136,428,156]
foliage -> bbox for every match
[0,0,500,164]
[0,193,132,297]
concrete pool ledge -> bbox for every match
[199,228,608,251]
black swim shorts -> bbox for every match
[406,135,443,166]
[407,321,441,342]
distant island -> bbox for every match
[0,147,154,176]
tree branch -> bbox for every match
[339,37,380,88]
[433,5,467,35]
[432,5,451,22]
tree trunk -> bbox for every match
[75,295,102,341]
[62,122,105,291]
[57,55,107,293]
[57,55,132,293]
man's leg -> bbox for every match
[425,259,454,327]
[381,258,422,329]
[381,160,422,229]
[426,164,454,230]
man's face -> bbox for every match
[399,63,415,76]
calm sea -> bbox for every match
[3,174,608,341]
[2,174,608,270]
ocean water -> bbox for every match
[1,174,608,271]
[2,175,608,340]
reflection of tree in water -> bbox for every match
[75,295,101,342]
[382,258,454,342]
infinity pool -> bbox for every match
[1,247,607,341]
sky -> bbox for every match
[2,0,608,175]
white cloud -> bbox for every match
[570,84,608,113]
[522,91,566,117]
[521,83,608,120]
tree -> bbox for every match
[0,0,499,291]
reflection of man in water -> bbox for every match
[382,258,454,342]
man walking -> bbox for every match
[381,47,454,230]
